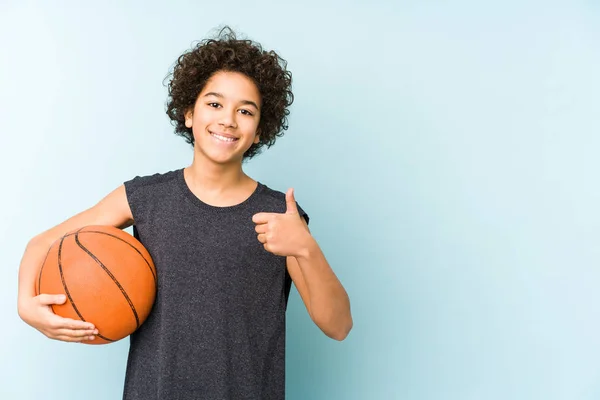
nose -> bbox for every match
[218,108,237,129]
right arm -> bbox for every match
[17,184,133,342]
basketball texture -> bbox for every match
[36,225,157,345]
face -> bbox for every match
[185,71,261,165]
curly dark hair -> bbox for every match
[164,26,294,160]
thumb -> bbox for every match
[37,294,66,305]
[285,188,298,214]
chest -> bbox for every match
[136,204,287,296]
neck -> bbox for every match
[186,150,250,193]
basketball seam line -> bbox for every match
[58,230,116,342]
[74,232,141,330]
[39,227,155,343]
[64,230,157,288]
[37,243,54,296]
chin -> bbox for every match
[198,149,243,165]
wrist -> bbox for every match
[295,235,318,260]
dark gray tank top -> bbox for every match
[122,168,308,400]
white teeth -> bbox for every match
[211,133,237,142]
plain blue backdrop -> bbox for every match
[1,0,599,399]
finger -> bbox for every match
[47,314,95,330]
[254,224,268,234]
[63,318,96,330]
[53,335,94,343]
[285,188,298,214]
[37,293,66,306]
[55,328,98,338]
[49,316,95,330]
[51,335,78,343]
[257,234,267,244]
[252,213,275,224]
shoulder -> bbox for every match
[124,169,181,192]
[123,169,183,223]
[255,182,310,224]
[255,182,291,212]
[257,182,287,204]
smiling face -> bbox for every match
[184,71,262,166]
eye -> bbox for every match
[207,102,221,108]
[239,109,254,116]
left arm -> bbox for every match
[252,188,353,341]
[286,219,353,341]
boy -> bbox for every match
[17,27,352,399]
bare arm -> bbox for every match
[286,220,353,341]
[17,184,133,342]
[252,188,353,341]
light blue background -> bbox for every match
[1,0,599,399]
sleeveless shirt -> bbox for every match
[121,168,309,400]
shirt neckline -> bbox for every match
[177,168,264,212]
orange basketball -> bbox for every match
[36,225,157,345]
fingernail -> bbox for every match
[89,336,95,341]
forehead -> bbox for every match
[201,71,261,103]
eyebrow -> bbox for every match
[203,92,260,110]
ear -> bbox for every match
[253,129,261,144]
[184,109,193,128]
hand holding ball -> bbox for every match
[36,226,157,345]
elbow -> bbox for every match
[330,317,353,341]
[313,312,353,341]
[28,233,50,250]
